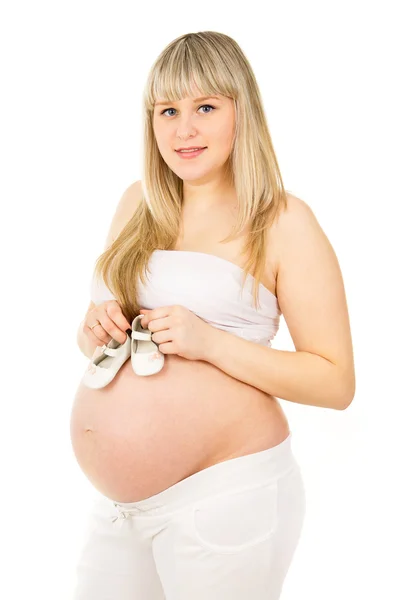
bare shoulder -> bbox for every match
[271,193,316,266]
[102,179,143,249]
[271,192,355,406]
[271,191,338,290]
[264,193,304,280]
[120,179,143,211]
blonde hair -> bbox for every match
[93,30,289,325]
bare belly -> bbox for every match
[69,353,290,503]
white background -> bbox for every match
[1,1,397,598]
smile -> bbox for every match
[175,148,207,159]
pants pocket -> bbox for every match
[191,480,278,554]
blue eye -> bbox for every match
[160,104,215,117]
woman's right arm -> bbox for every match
[77,306,99,359]
[76,180,143,359]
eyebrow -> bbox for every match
[154,95,221,106]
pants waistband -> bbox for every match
[110,432,296,518]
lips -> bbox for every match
[175,147,207,159]
[175,147,207,152]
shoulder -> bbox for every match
[114,179,144,223]
[269,192,355,407]
[271,192,320,273]
[121,179,143,209]
[277,192,315,230]
[103,180,143,249]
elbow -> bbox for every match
[336,374,356,410]
[337,394,354,410]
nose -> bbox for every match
[176,118,198,140]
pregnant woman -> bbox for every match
[70,31,355,600]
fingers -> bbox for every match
[83,321,111,347]
[84,300,131,347]
[94,303,131,345]
[106,302,132,337]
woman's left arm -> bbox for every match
[203,195,356,411]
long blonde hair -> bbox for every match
[93,31,289,325]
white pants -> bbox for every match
[72,432,306,600]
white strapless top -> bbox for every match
[90,249,281,347]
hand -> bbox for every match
[139,305,215,361]
[84,300,131,347]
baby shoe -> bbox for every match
[81,332,132,389]
[130,314,165,376]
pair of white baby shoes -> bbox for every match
[81,314,165,389]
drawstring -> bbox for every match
[110,500,151,522]
[111,502,132,523]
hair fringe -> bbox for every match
[93,31,289,325]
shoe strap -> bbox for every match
[99,344,119,357]
[131,331,152,341]
[105,347,119,356]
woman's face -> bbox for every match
[152,89,236,182]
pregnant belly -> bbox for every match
[69,354,290,503]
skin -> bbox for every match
[70,84,354,505]
[152,84,238,216]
